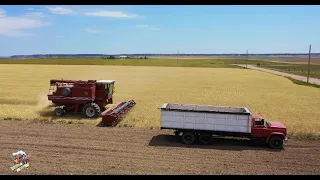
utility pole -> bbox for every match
[177,50,179,66]
[246,50,248,69]
[307,44,311,83]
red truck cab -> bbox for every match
[251,113,288,149]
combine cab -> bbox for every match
[47,79,135,126]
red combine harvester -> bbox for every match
[47,79,136,126]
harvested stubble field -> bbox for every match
[0,64,319,139]
[1,120,319,175]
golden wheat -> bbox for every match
[0,64,319,137]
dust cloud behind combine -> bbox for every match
[36,93,54,118]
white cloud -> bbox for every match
[45,7,143,19]
[26,8,35,11]
[47,6,75,15]
[136,24,160,31]
[148,28,160,31]
[148,27,160,31]
[136,25,149,28]
[0,9,48,37]
[84,11,141,18]
[24,12,46,18]
[84,28,103,33]
[0,8,6,17]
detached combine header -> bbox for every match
[47,79,135,126]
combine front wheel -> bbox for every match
[54,108,64,117]
[83,103,101,118]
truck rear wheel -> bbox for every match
[181,132,196,145]
[268,135,284,149]
[83,103,101,118]
[199,133,213,145]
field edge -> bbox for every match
[1,118,319,140]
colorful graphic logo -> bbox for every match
[10,150,30,172]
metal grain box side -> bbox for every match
[160,103,252,133]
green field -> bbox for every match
[0,57,287,67]
[1,57,319,78]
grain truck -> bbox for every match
[160,103,288,149]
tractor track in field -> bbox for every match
[0,120,319,175]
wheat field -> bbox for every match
[0,64,319,138]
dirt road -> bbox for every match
[235,64,320,85]
[0,120,319,175]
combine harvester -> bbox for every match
[47,79,136,126]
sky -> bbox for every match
[0,5,319,56]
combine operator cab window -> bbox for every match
[108,83,114,95]
[105,85,109,95]
[97,83,104,90]
[104,83,114,96]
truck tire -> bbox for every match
[268,135,284,149]
[54,108,64,117]
[199,133,213,145]
[174,130,181,141]
[61,88,71,96]
[83,103,101,118]
[181,132,196,145]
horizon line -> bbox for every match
[5,53,320,56]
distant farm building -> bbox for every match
[118,56,130,59]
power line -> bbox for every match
[177,50,179,66]
[307,44,311,83]
[246,50,248,69]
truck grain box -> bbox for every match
[160,103,288,149]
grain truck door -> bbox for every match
[251,118,270,139]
